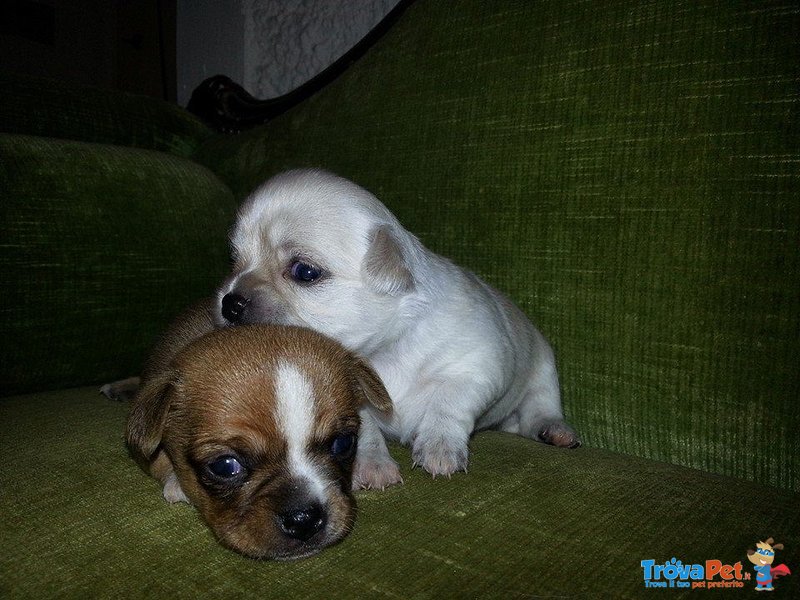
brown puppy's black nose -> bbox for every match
[221,293,250,323]
[278,504,326,542]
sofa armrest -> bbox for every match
[0,134,236,396]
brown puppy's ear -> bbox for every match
[125,369,178,468]
[361,225,415,296]
[350,356,392,414]
[772,543,784,551]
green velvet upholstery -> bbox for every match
[1,0,798,598]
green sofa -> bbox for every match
[1,1,797,597]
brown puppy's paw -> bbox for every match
[162,472,191,504]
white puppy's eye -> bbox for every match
[288,261,323,284]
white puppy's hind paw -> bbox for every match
[537,419,581,449]
[352,457,404,491]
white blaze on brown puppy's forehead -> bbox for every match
[274,360,327,501]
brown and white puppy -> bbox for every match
[124,303,392,560]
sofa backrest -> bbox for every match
[0,71,212,158]
[196,0,799,490]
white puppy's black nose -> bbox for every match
[221,293,249,323]
[278,503,326,541]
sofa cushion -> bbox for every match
[0,135,237,395]
[0,387,796,598]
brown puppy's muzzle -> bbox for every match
[209,479,346,561]
[277,500,327,542]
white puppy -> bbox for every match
[217,169,579,489]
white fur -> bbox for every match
[220,169,578,485]
[274,360,327,500]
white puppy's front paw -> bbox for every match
[162,472,190,504]
[352,456,403,491]
[411,436,469,478]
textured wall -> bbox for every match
[178,1,398,105]
[242,0,400,98]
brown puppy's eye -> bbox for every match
[330,433,357,460]
[206,456,244,479]
[194,453,251,497]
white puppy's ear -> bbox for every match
[361,225,415,296]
